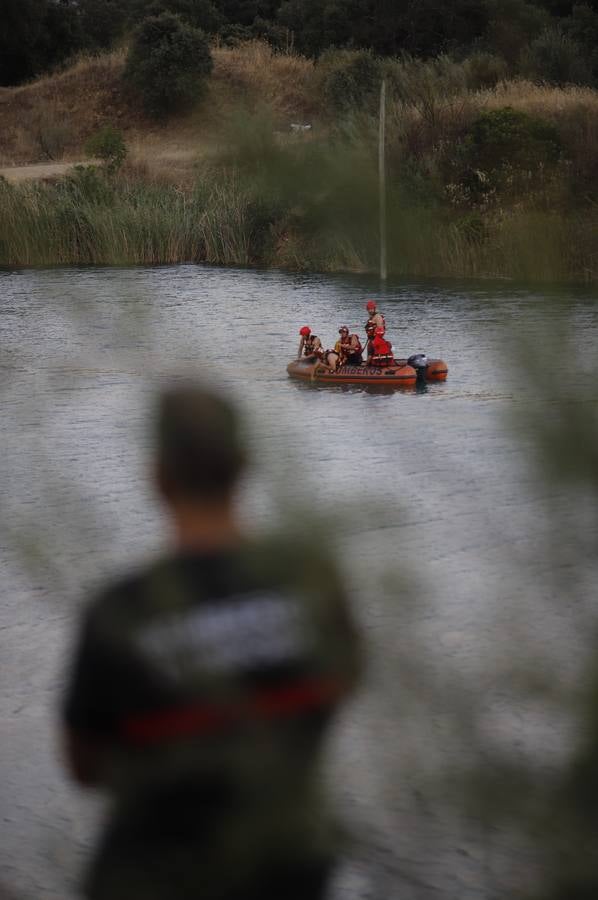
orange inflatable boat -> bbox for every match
[287,354,448,387]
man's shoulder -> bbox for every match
[85,557,179,629]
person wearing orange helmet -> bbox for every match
[367,326,396,368]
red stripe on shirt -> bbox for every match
[121,677,344,744]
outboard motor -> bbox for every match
[407,353,428,380]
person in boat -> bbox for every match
[335,327,363,367]
[297,326,324,361]
[364,322,376,361]
[322,347,341,372]
[62,385,363,900]
[365,300,385,334]
[367,326,396,368]
[298,327,339,372]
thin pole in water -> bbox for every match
[379,78,387,282]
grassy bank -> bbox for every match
[1,43,597,280]
[2,164,595,280]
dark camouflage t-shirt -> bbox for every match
[64,536,362,900]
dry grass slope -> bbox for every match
[0,42,319,173]
[1,43,597,278]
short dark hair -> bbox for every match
[157,386,246,500]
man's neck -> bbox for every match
[169,499,241,553]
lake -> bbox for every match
[1,265,597,899]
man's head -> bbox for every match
[366,300,377,313]
[339,327,349,337]
[157,386,246,505]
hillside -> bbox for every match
[1,42,597,279]
[0,43,318,178]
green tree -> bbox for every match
[127,0,224,33]
[0,0,47,84]
[522,26,592,84]
[484,0,550,64]
[0,0,82,85]
[124,12,213,117]
[562,3,598,83]
[78,0,129,49]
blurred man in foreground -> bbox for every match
[62,386,362,900]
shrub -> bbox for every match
[318,50,383,115]
[84,125,127,172]
[449,106,564,204]
[521,27,593,86]
[124,12,213,117]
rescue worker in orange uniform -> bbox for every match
[298,326,324,361]
[367,326,396,368]
[335,327,363,367]
[298,327,338,372]
[365,300,385,333]
[364,322,375,362]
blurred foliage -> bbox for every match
[317,50,383,116]
[386,53,468,126]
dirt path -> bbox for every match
[0,162,89,183]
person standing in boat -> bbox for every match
[365,300,385,333]
[367,326,396,368]
[335,327,363,367]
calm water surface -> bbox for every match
[1,265,597,899]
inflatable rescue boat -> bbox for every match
[287,354,448,387]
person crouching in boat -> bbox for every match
[298,327,338,372]
[367,327,396,368]
[298,326,324,361]
[335,327,363,367]
[365,300,385,334]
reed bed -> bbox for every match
[2,165,596,280]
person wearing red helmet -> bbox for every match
[297,326,324,361]
[367,326,396,368]
[364,301,385,361]
[365,300,385,334]
[334,327,363,367]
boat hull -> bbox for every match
[287,358,447,386]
